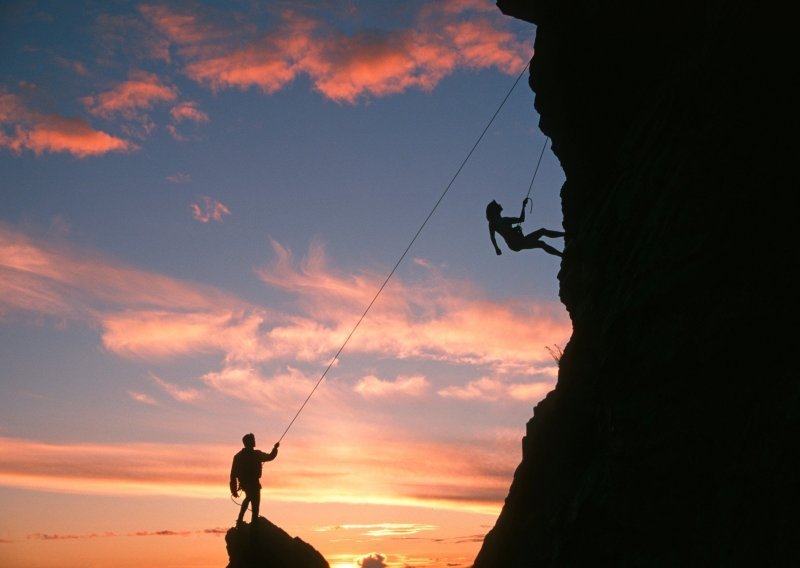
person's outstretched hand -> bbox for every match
[273,442,280,449]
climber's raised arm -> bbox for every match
[489,225,502,255]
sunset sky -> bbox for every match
[0,2,570,567]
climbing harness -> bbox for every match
[275,56,539,444]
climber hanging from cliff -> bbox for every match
[486,197,564,257]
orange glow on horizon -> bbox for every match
[0,435,511,516]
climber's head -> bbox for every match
[242,433,256,448]
[486,200,502,221]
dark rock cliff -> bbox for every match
[225,517,329,568]
[475,1,797,566]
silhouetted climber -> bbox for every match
[487,197,564,257]
[230,433,279,526]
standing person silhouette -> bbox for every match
[230,433,279,526]
[486,197,564,257]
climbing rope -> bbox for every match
[524,136,550,211]
[277,56,534,444]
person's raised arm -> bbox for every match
[519,198,530,223]
[261,442,280,462]
[489,225,502,255]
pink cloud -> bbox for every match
[0,437,227,497]
[257,239,383,319]
[1,87,135,158]
[0,224,298,366]
[140,3,527,103]
[2,224,568,417]
[149,374,201,402]
[256,240,571,370]
[1,115,135,158]
[0,223,246,324]
[190,196,230,223]
[444,19,527,74]
[184,42,300,93]
[438,376,554,402]
[128,391,159,405]
[83,70,177,119]
[100,309,268,361]
[354,375,430,398]
[166,101,208,141]
[138,3,237,46]
[170,100,208,123]
[307,30,457,103]
[199,365,327,412]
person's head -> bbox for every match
[242,433,256,448]
[486,200,502,221]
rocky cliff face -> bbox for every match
[475,1,797,565]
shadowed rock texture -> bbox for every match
[225,517,328,568]
[475,1,797,566]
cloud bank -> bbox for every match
[2,1,529,159]
[1,225,569,409]
[140,1,529,103]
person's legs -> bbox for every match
[538,242,563,257]
[520,233,563,257]
[250,489,261,523]
[238,495,250,524]
[527,228,564,240]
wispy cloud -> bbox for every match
[128,390,159,405]
[166,171,191,183]
[82,70,177,120]
[150,373,202,402]
[315,523,437,537]
[438,376,554,402]
[100,309,265,360]
[256,239,570,372]
[190,196,231,223]
[354,375,430,398]
[170,100,208,123]
[51,54,90,76]
[138,3,239,46]
[1,224,568,395]
[0,433,517,514]
[24,527,227,541]
[199,365,327,412]
[167,100,209,140]
[0,222,247,325]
